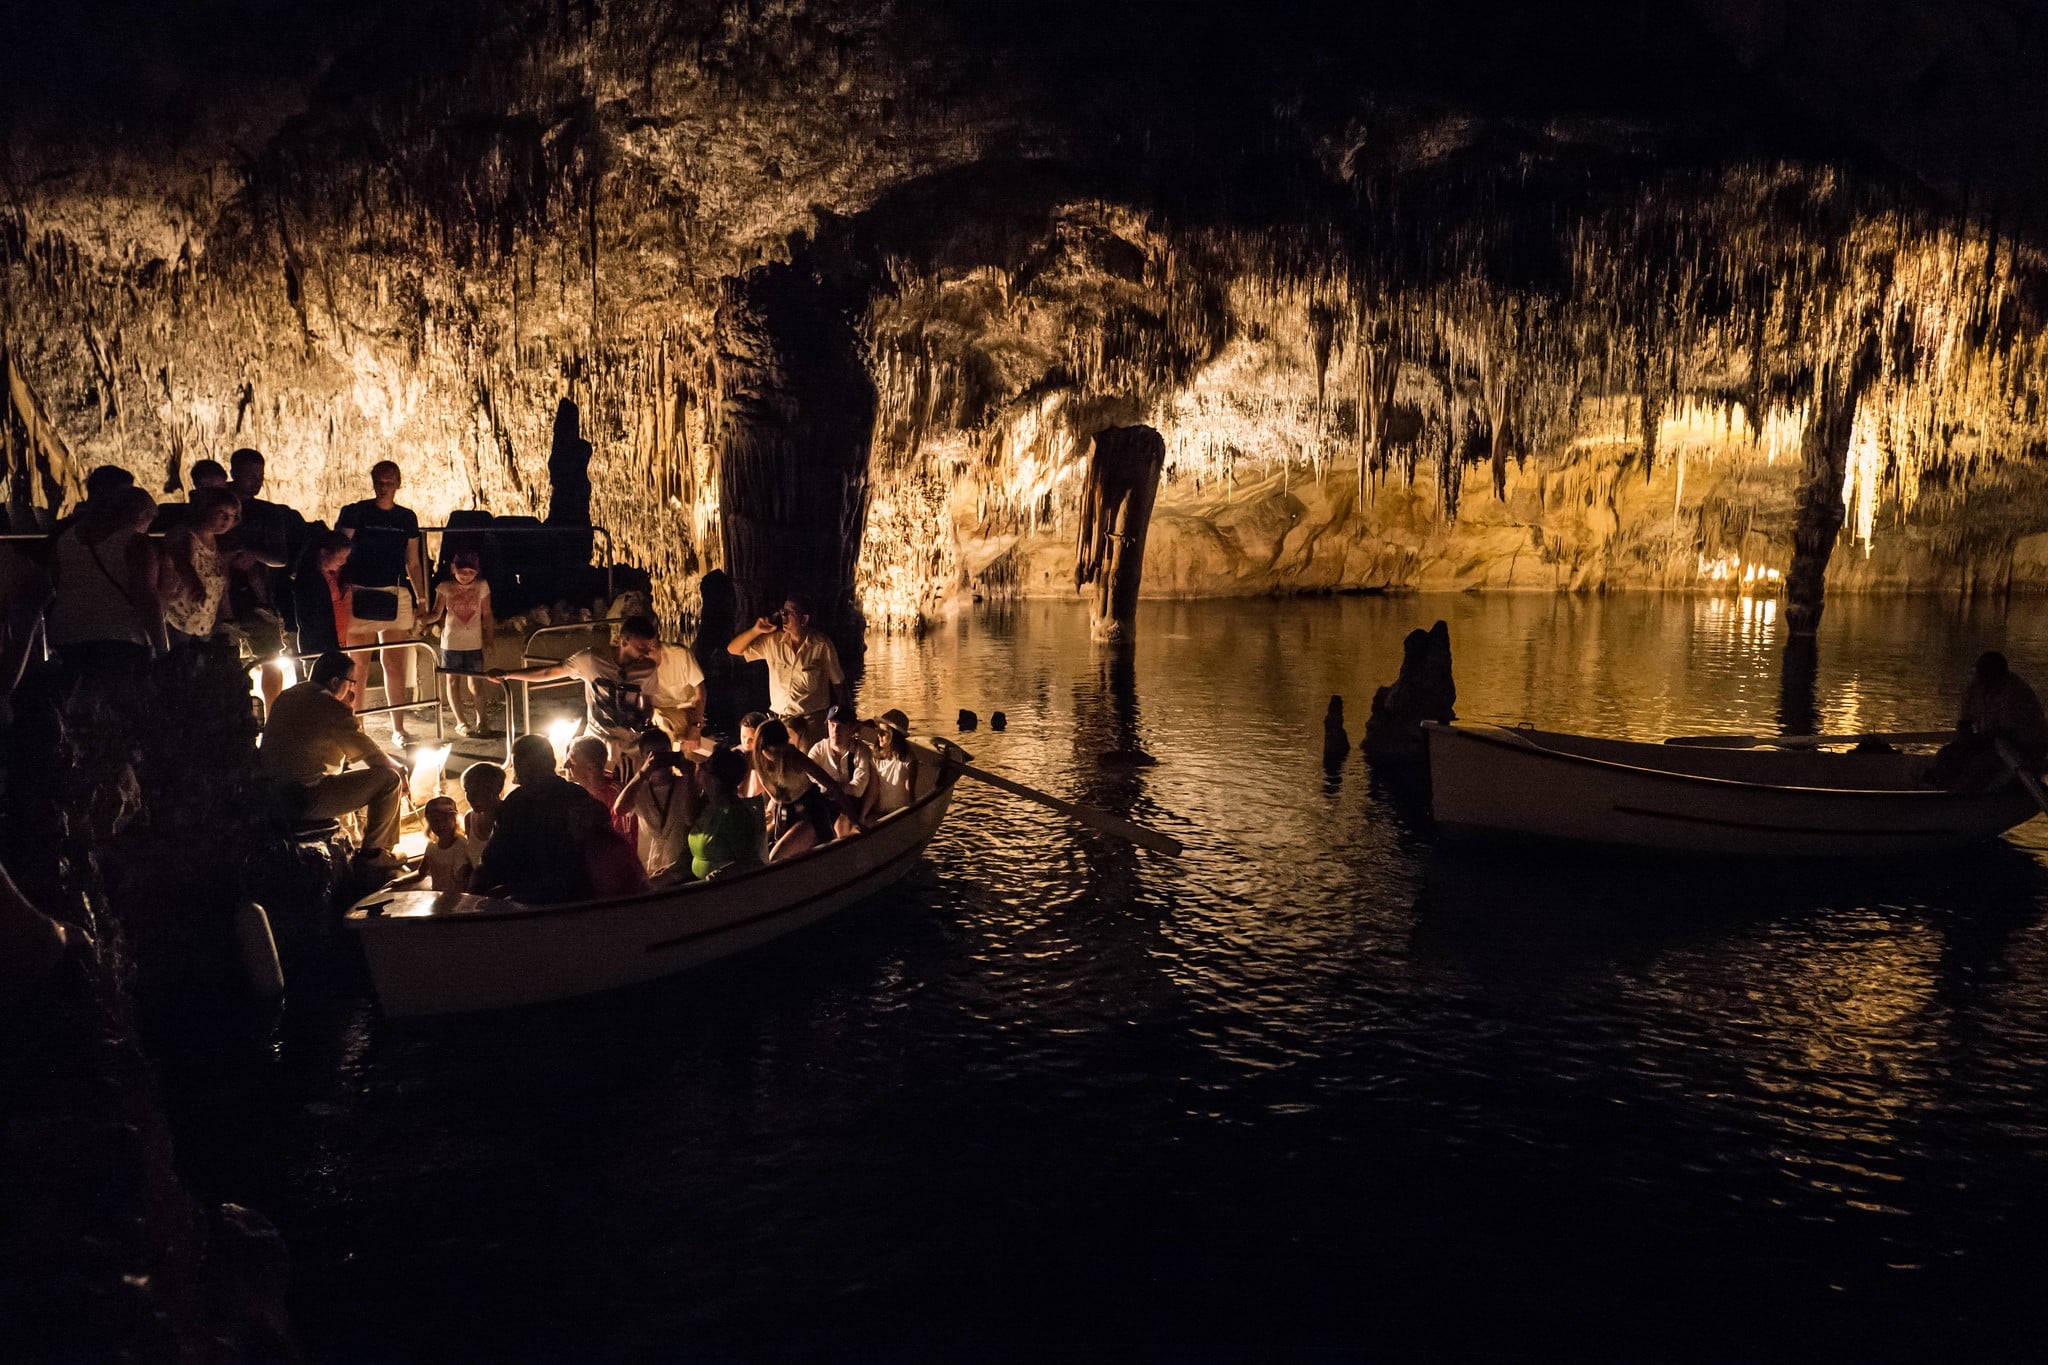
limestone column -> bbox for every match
[1782,337,1880,637]
[714,252,877,638]
[1073,424,1165,643]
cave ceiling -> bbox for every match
[7,0,2048,623]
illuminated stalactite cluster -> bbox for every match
[9,2,2048,635]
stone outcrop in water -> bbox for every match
[1364,621,1457,765]
[1074,425,1165,643]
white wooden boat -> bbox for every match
[1424,722,2041,857]
[346,769,962,1017]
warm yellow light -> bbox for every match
[394,830,428,861]
[407,744,452,809]
[546,719,580,766]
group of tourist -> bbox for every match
[26,451,488,743]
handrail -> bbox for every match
[251,639,446,744]
[520,618,616,667]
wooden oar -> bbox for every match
[907,739,1184,857]
[1993,739,2048,819]
[1664,730,1953,750]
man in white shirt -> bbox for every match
[806,704,875,831]
[494,614,706,762]
[727,593,847,749]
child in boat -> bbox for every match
[690,745,763,880]
[737,710,770,799]
[421,550,495,737]
[565,736,629,839]
[461,761,505,844]
[419,796,481,893]
[613,727,696,881]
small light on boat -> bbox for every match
[546,719,580,765]
[408,744,452,808]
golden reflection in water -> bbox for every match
[1730,921,1942,1205]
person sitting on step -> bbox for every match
[258,651,407,873]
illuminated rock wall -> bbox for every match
[9,2,2048,635]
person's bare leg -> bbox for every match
[380,629,413,743]
[769,823,818,862]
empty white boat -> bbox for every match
[1424,722,2040,857]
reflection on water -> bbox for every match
[229,593,2048,1361]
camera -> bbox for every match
[768,609,787,627]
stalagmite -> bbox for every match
[714,249,877,637]
[1783,336,1882,636]
[1073,424,1165,643]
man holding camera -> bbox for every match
[727,593,847,750]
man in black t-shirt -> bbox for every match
[219,448,310,704]
[336,460,428,744]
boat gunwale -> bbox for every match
[347,772,959,927]
[1426,721,1985,802]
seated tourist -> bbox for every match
[690,745,763,881]
[870,709,929,815]
[494,614,706,767]
[807,704,876,836]
[49,485,168,671]
[418,795,481,893]
[614,728,697,881]
[461,761,506,844]
[727,594,847,749]
[159,487,241,645]
[737,710,771,798]
[472,734,613,904]
[1932,651,2048,790]
[259,652,406,869]
[565,735,628,838]
[750,718,867,862]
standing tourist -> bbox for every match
[158,486,240,644]
[221,448,310,705]
[289,532,355,655]
[48,486,167,671]
[336,460,427,745]
[726,593,846,749]
[421,549,495,737]
[258,652,407,871]
[494,614,705,764]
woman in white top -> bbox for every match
[870,709,928,815]
[49,486,168,670]
[159,487,240,643]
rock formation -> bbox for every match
[1073,425,1165,643]
[1364,621,1458,765]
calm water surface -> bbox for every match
[203,595,2048,1362]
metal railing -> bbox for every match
[252,639,446,742]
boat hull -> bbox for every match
[347,783,957,1017]
[1425,723,2039,858]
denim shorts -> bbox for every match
[441,648,485,674]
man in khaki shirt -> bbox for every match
[261,651,406,857]
[727,593,847,749]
